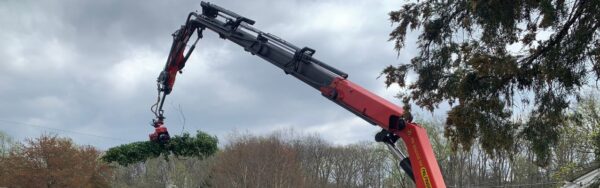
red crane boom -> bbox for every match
[149,2,446,187]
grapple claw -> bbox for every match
[149,119,170,143]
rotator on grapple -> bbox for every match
[146,2,446,187]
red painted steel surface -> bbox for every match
[165,50,185,93]
[323,77,446,188]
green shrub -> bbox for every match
[102,131,218,166]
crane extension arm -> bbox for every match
[150,2,446,187]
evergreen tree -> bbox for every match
[384,0,600,165]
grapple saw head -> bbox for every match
[149,118,170,143]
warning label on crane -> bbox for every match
[420,167,432,188]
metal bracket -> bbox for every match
[388,115,406,131]
[247,33,269,55]
[284,47,315,74]
[201,1,255,32]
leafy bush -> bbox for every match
[102,131,218,166]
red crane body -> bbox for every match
[322,78,444,187]
[149,2,446,187]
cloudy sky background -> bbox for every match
[0,0,446,149]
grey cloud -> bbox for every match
[0,0,428,149]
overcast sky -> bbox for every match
[0,0,444,149]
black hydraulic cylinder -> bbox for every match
[188,14,341,90]
[200,2,255,25]
[400,158,415,182]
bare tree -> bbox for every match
[0,134,111,188]
[0,131,13,157]
[211,134,306,188]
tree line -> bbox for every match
[0,94,598,187]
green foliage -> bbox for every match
[569,94,600,161]
[102,131,218,166]
[551,162,577,181]
[593,131,600,161]
[385,0,600,165]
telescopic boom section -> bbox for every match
[156,2,446,187]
